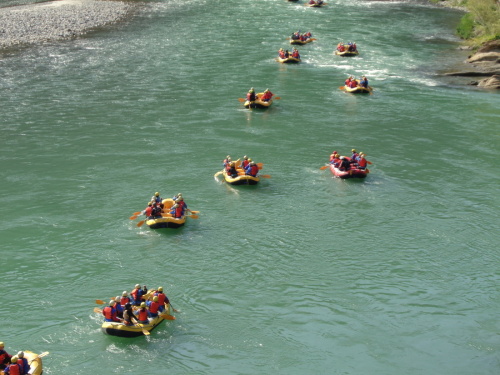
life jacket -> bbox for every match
[0,350,11,365]
[7,363,21,375]
[261,91,272,101]
[247,165,259,177]
[345,78,351,85]
[131,288,140,301]
[292,50,299,58]
[246,92,255,101]
[155,292,167,305]
[145,206,153,217]
[149,301,160,314]
[137,308,148,322]
[174,205,183,218]
[120,296,131,306]
[358,158,367,168]
[349,80,358,88]
[17,358,28,375]
[242,160,249,169]
[103,306,117,321]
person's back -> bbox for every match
[349,80,358,88]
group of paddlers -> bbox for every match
[330,149,369,171]
[278,47,300,59]
[246,87,274,104]
[223,155,259,178]
[290,31,312,42]
[345,75,369,89]
[141,192,192,219]
[0,342,30,374]
[101,285,171,325]
[336,42,357,52]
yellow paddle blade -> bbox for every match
[320,165,329,170]
[95,299,106,305]
[188,215,199,219]
[160,314,176,320]
[238,98,246,102]
[136,220,145,227]
[260,174,271,178]
[93,307,102,313]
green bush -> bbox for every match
[457,13,475,39]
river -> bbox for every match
[1,0,499,374]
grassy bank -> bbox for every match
[434,0,500,47]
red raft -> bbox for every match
[329,157,368,179]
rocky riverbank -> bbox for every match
[0,0,136,49]
[444,39,500,89]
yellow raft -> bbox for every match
[0,351,44,375]
[145,198,186,229]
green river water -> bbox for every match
[1,0,499,374]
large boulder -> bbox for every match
[477,74,500,89]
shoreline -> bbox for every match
[0,0,138,50]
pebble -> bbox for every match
[0,0,134,49]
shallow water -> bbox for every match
[1,0,499,374]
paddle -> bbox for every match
[95,299,106,305]
[136,220,145,227]
[137,324,150,335]
[129,215,138,220]
[187,214,199,219]
[274,97,281,100]
[260,174,271,178]
[168,303,180,313]
[238,98,246,102]
[320,165,329,170]
[94,307,102,313]
[214,170,223,178]
[339,86,345,90]
[160,313,176,320]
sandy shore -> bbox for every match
[0,0,135,49]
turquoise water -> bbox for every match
[1,0,499,374]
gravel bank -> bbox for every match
[0,0,136,49]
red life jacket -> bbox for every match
[0,350,11,365]
[155,292,166,305]
[131,288,139,300]
[120,296,130,306]
[7,363,21,375]
[103,306,117,321]
[149,301,160,314]
[358,158,367,168]
[137,308,148,321]
[249,165,259,176]
[175,205,183,218]
[145,206,153,216]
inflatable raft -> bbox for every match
[145,198,185,229]
[307,1,325,7]
[0,351,44,375]
[290,38,313,45]
[277,56,301,64]
[101,314,165,338]
[244,93,273,109]
[329,159,368,179]
[222,169,260,185]
[344,85,372,94]
[335,49,359,57]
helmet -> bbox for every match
[148,202,152,206]
[17,351,24,358]
[115,296,120,302]
[158,286,163,292]
[351,149,356,152]
[135,284,140,288]
[140,302,146,308]
[153,296,159,302]
[248,158,252,162]
[155,192,160,196]
[332,150,337,154]
[0,342,4,348]
[177,193,182,197]
[243,155,248,159]
[122,291,128,296]
[11,357,18,364]
[109,300,116,306]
